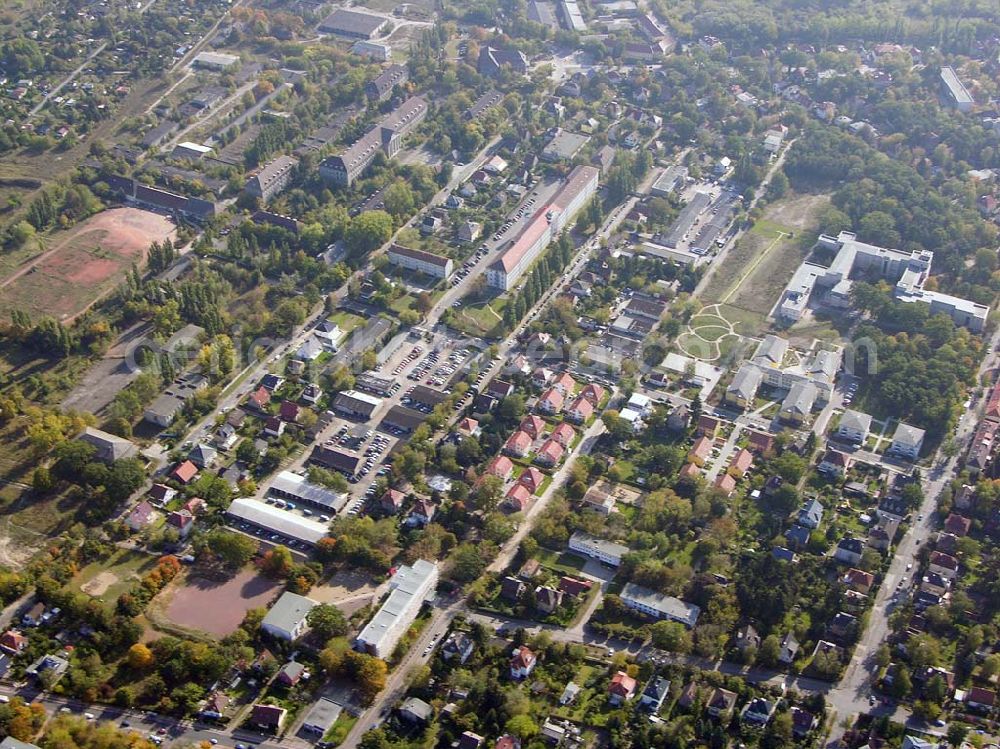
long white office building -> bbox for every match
[487,165,599,290]
[777,231,988,332]
[356,560,438,658]
[386,243,454,279]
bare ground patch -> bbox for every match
[153,567,283,638]
[81,571,120,597]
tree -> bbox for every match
[758,634,781,667]
[126,643,154,670]
[383,181,415,220]
[505,715,539,740]
[261,545,294,577]
[947,723,969,747]
[306,603,348,640]
[9,220,35,248]
[650,620,692,653]
[889,666,912,698]
[204,529,257,568]
[345,211,393,256]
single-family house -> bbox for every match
[608,671,637,706]
[510,645,537,679]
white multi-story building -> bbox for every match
[778,231,988,332]
[356,560,438,658]
[620,582,701,628]
[487,166,599,290]
[568,531,630,567]
[386,244,454,280]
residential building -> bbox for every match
[399,698,432,724]
[535,586,563,614]
[542,128,590,162]
[798,498,824,529]
[837,410,872,444]
[250,704,286,732]
[504,430,533,458]
[510,645,536,679]
[726,365,761,409]
[478,47,528,78]
[940,66,974,112]
[780,381,818,424]
[464,89,503,120]
[889,422,925,460]
[834,537,864,566]
[608,671,637,706]
[779,633,799,665]
[640,676,670,712]
[387,244,453,279]
[366,64,408,102]
[707,688,737,718]
[320,96,427,187]
[441,631,474,663]
[245,155,298,202]
[534,438,565,467]
[742,697,776,726]
[487,166,599,289]
[620,582,701,627]
[568,531,629,566]
[356,560,438,658]
[261,592,317,641]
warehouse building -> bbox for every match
[192,51,240,70]
[226,498,329,546]
[268,470,347,513]
[319,8,388,39]
[356,560,438,658]
[940,66,974,112]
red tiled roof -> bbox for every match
[172,461,198,483]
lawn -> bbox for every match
[324,713,358,746]
[70,549,160,610]
[328,311,366,334]
[452,298,506,338]
[535,547,588,574]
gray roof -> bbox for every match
[399,697,433,721]
[621,582,701,627]
[269,470,345,510]
[806,348,841,382]
[892,422,926,447]
[302,698,342,733]
[262,592,317,635]
[320,8,387,36]
[78,427,138,462]
[782,381,818,415]
[798,498,824,526]
[727,365,762,400]
[0,739,40,749]
[839,409,872,435]
[752,335,788,367]
[227,498,329,544]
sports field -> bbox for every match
[0,207,176,322]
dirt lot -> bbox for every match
[0,207,176,322]
[310,569,381,616]
[157,567,283,638]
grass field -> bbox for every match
[71,549,159,608]
[0,208,176,322]
[700,193,830,323]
